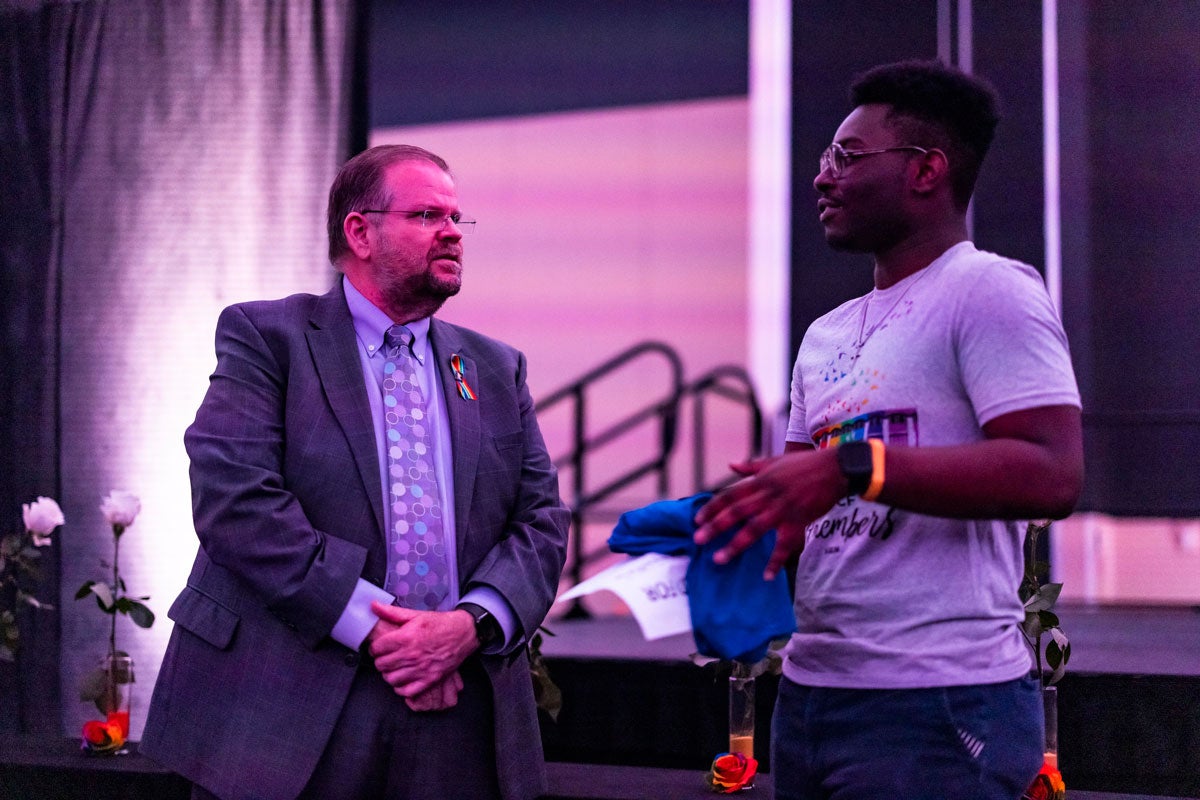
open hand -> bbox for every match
[693,449,843,578]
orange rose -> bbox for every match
[81,714,127,754]
[706,751,758,793]
[1023,760,1066,800]
[108,710,130,738]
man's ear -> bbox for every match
[343,212,372,260]
[911,148,951,197]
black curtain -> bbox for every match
[0,0,359,736]
[0,3,59,737]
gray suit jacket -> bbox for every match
[140,283,569,800]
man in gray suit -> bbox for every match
[141,145,570,800]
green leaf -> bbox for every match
[531,664,563,722]
[1048,627,1069,649]
[1037,610,1060,629]
[79,667,108,702]
[18,591,53,611]
[1043,638,1070,686]
[1017,578,1036,603]
[126,600,155,629]
[79,663,130,715]
[88,582,115,610]
[75,580,96,600]
[1046,640,1063,670]
[1024,584,1062,612]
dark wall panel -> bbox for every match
[789,1,939,357]
[971,1,1044,272]
[369,0,749,126]
[1061,1,1200,516]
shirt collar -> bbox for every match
[342,275,432,365]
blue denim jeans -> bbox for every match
[771,676,1043,800]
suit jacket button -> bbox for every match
[344,652,359,667]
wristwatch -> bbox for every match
[836,440,874,496]
[457,601,502,648]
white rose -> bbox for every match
[22,496,65,545]
[100,490,141,529]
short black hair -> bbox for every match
[850,60,1001,210]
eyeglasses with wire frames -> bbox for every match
[819,142,930,179]
[361,208,477,233]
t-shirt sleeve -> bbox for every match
[954,260,1082,426]
[785,347,813,445]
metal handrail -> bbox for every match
[684,365,765,493]
[537,343,769,617]
[538,341,685,616]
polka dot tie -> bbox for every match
[381,325,449,610]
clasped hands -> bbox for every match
[365,602,478,712]
[693,448,843,579]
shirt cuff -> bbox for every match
[459,585,520,655]
[330,579,395,650]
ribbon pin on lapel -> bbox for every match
[450,354,477,400]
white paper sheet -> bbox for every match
[557,553,692,641]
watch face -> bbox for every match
[837,441,873,494]
[461,603,497,645]
[476,612,499,645]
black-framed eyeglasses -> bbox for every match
[361,209,477,233]
[820,142,930,179]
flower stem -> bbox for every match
[110,529,119,660]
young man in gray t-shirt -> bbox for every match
[695,61,1083,800]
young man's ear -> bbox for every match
[911,148,951,197]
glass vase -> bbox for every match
[728,661,756,761]
[1022,684,1066,800]
[1042,684,1058,769]
[85,652,134,755]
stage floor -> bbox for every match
[541,602,1200,676]
[537,602,1200,797]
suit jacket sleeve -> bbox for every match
[185,303,367,649]
[451,342,570,642]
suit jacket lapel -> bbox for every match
[430,319,480,562]
[307,284,385,538]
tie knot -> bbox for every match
[384,325,414,357]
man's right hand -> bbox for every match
[693,447,843,579]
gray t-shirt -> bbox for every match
[783,241,1081,689]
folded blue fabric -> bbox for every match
[608,493,796,663]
